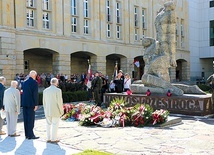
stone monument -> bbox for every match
[131,1,205,96]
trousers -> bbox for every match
[6,111,18,135]
[46,116,60,141]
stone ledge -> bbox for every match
[155,116,183,128]
[104,93,213,116]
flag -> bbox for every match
[134,59,140,68]
[113,62,118,78]
[87,60,92,77]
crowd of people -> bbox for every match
[0,70,63,143]
[14,72,83,89]
[0,69,132,143]
[86,70,132,107]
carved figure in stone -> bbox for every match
[142,37,159,74]
[155,1,177,68]
[131,1,206,96]
[142,1,176,83]
[140,1,183,95]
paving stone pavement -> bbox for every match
[0,105,214,155]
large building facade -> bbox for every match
[0,0,189,83]
[188,0,214,81]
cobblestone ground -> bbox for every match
[1,105,214,155]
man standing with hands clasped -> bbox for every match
[3,81,20,137]
[43,78,63,143]
[22,70,39,139]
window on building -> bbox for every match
[71,17,77,33]
[107,24,111,38]
[142,9,146,29]
[134,7,138,27]
[116,25,121,39]
[84,19,89,34]
[27,0,34,7]
[26,9,34,27]
[210,20,214,46]
[116,2,121,24]
[42,0,49,10]
[134,28,138,41]
[176,36,179,47]
[43,12,50,29]
[142,30,145,38]
[176,18,179,36]
[181,37,185,48]
[24,60,29,70]
[106,0,111,22]
[71,0,77,15]
[84,0,89,18]
[210,1,214,7]
[181,19,184,36]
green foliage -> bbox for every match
[59,82,86,92]
[38,91,88,105]
[73,149,113,155]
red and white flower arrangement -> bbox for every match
[61,98,170,127]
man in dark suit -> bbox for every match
[21,70,39,139]
[0,76,6,135]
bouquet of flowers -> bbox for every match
[131,104,153,127]
[61,103,87,121]
[79,105,105,126]
[151,109,169,125]
[61,97,170,128]
[107,98,134,127]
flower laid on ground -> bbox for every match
[61,102,87,121]
[131,104,153,127]
[61,97,170,127]
[79,105,105,126]
[151,109,169,125]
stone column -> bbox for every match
[127,58,134,78]
[120,57,128,74]
[0,31,17,82]
[182,61,190,81]
[169,67,176,82]
[52,53,70,76]
[15,50,24,75]
[92,56,106,75]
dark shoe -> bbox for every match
[46,140,51,143]
[10,133,20,137]
[51,140,60,143]
[28,136,39,140]
[0,131,6,135]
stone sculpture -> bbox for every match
[131,1,205,96]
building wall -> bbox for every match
[0,0,190,84]
[188,0,214,80]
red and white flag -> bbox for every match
[87,61,92,77]
[134,59,140,68]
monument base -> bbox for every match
[103,93,213,116]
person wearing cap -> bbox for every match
[114,70,124,93]
[91,71,102,106]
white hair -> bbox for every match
[50,78,58,85]
[11,80,18,88]
[0,76,6,83]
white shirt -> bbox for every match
[124,78,131,89]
